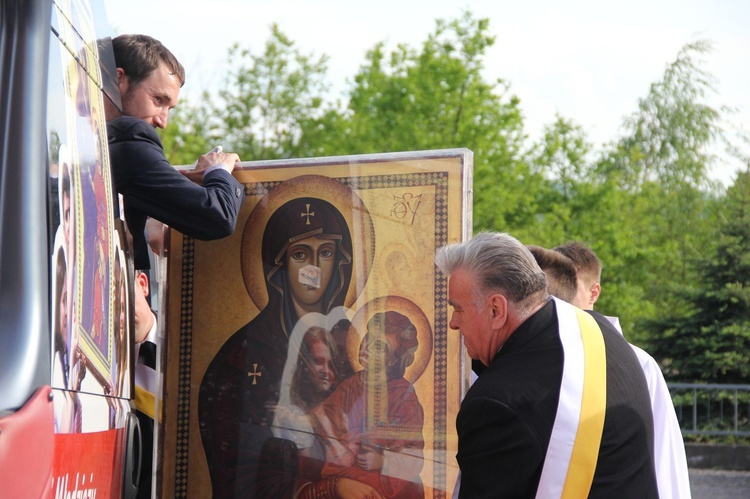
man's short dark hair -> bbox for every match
[527,245,578,303]
[553,241,602,286]
[111,34,185,88]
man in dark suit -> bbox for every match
[435,232,658,498]
[104,34,245,270]
[102,35,245,498]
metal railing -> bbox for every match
[668,383,750,437]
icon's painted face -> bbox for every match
[286,237,337,312]
[359,334,387,372]
[358,330,402,378]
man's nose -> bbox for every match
[449,315,459,330]
[154,109,168,129]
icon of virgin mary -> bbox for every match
[199,175,373,498]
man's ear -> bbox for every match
[489,293,507,329]
[136,271,150,298]
[116,67,128,92]
[590,282,601,306]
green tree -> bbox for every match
[160,21,746,360]
[525,115,596,243]
[598,40,720,191]
[589,41,725,336]
[49,129,61,163]
[159,13,541,233]
[159,96,212,166]
[299,11,540,233]
[645,168,750,382]
[203,24,331,161]
[522,116,649,325]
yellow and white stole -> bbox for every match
[535,298,607,499]
[134,318,160,420]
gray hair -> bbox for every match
[435,232,548,310]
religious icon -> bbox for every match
[199,180,373,497]
[162,150,472,498]
[296,304,431,498]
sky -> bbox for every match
[103,0,750,184]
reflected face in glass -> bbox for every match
[59,283,68,336]
[62,189,71,245]
[286,237,337,312]
[306,340,336,394]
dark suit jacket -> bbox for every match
[457,299,658,498]
[108,116,245,269]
